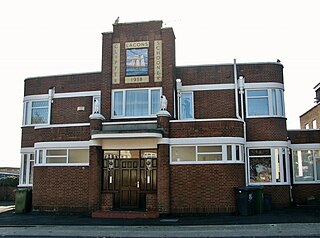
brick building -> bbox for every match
[300,83,320,129]
[20,20,320,217]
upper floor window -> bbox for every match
[248,147,289,185]
[180,92,194,120]
[23,100,50,125]
[246,89,285,117]
[112,88,161,118]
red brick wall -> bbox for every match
[238,63,283,84]
[288,130,320,144]
[32,166,89,212]
[194,90,236,118]
[170,120,244,138]
[300,104,320,129]
[21,126,90,147]
[263,185,291,208]
[246,118,287,141]
[170,164,245,213]
[51,97,92,124]
[292,184,320,205]
[25,72,101,96]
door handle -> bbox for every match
[136,181,140,188]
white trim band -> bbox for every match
[92,132,163,139]
[34,141,90,149]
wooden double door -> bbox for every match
[103,149,157,210]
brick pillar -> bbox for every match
[88,113,104,212]
[88,145,103,212]
[157,144,170,214]
[157,111,171,214]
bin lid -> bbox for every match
[248,185,264,190]
[235,186,255,191]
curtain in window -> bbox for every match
[114,92,123,116]
[125,90,148,116]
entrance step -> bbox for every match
[92,210,160,219]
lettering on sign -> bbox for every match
[125,41,149,49]
[112,43,120,84]
[154,40,162,82]
[125,76,149,84]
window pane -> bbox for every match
[227,145,232,160]
[141,150,157,158]
[151,90,160,114]
[249,149,271,156]
[120,150,140,159]
[235,145,240,161]
[248,98,269,116]
[198,154,222,161]
[278,90,285,116]
[125,90,148,116]
[250,157,272,183]
[29,156,34,184]
[172,146,196,162]
[24,102,30,125]
[31,108,48,124]
[46,157,67,163]
[104,151,120,159]
[39,150,43,164]
[315,150,320,180]
[69,149,89,163]
[275,148,281,182]
[247,90,268,97]
[198,146,222,153]
[114,92,123,116]
[22,155,28,184]
[47,150,67,156]
[272,90,277,115]
[180,93,193,119]
[293,150,314,181]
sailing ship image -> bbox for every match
[126,48,148,76]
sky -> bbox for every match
[0,0,319,168]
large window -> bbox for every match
[20,153,34,186]
[180,92,194,120]
[35,149,89,165]
[23,100,50,125]
[112,88,161,118]
[248,148,288,185]
[293,150,320,183]
[246,89,285,117]
[171,144,244,164]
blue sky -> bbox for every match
[1,0,319,167]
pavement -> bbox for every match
[0,202,320,237]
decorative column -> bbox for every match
[156,103,171,214]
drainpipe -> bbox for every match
[234,59,248,185]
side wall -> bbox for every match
[32,166,89,212]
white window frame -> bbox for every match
[170,144,244,164]
[247,147,289,185]
[35,148,89,166]
[292,149,320,184]
[246,88,285,118]
[23,99,51,126]
[179,92,194,120]
[19,153,34,186]
[111,87,162,119]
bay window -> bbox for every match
[112,88,161,118]
[246,89,285,117]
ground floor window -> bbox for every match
[20,153,34,186]
[35,148,89,165]
[293,149,320,183]
[171,144,244,164]
[248,147,289,185]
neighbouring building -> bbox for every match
[300,83,320,129]
[19,20,320,217]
